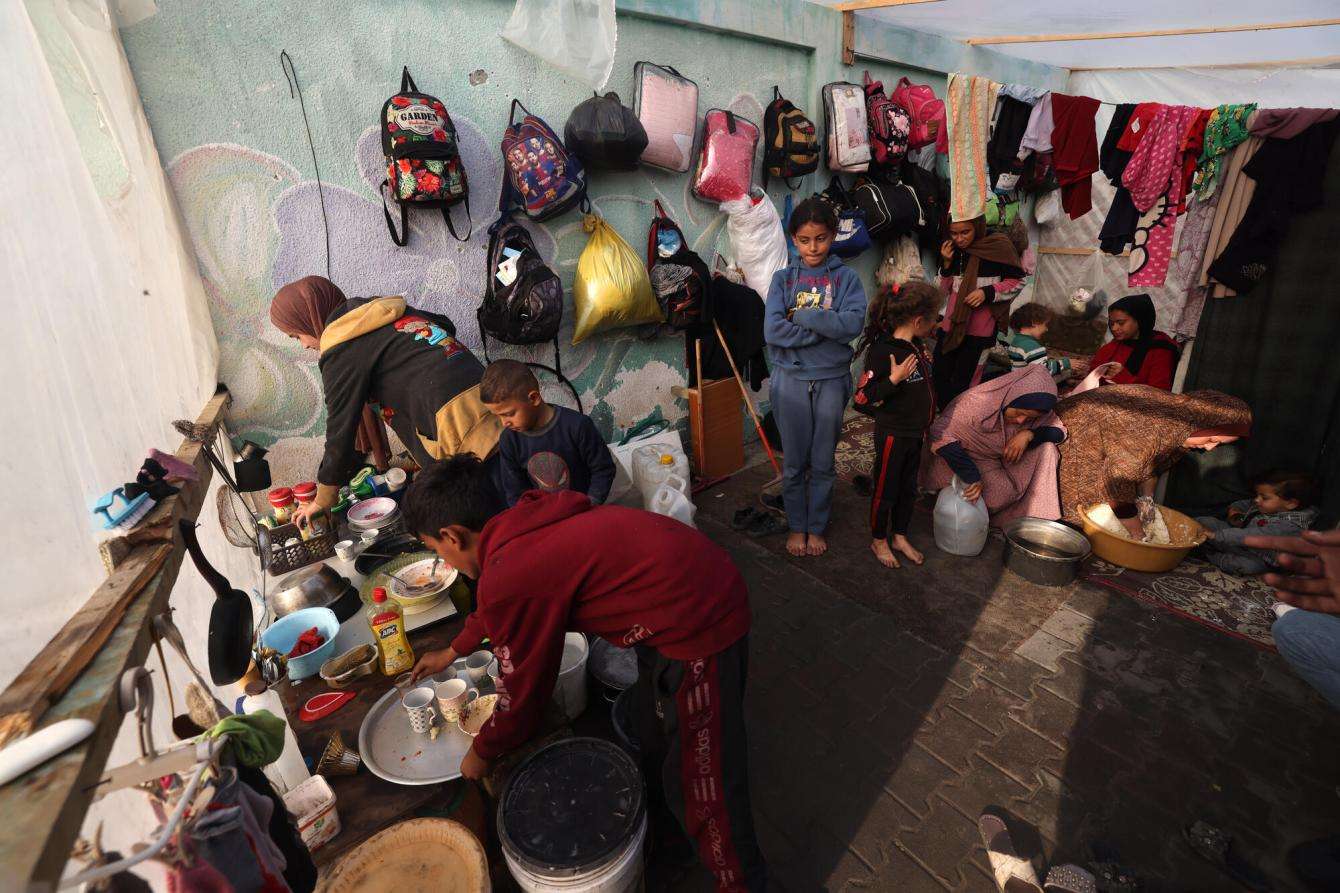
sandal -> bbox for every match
[1087,841,1141,892]
[978,814,1043,893]
[747,511,788,538]
[1183,821,1273,892]
[732,506,759,530]
[1044,864,1096,893]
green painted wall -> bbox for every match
[118,0,1062,473]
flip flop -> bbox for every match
[979,814,1043,893]
[1184,821,1274,892]
[747,511,788,538]
[732,506,759,530]
[1044,864,1097,893]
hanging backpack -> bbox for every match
[633,62,699,173]
[889,77,945,151]
[813,178,870,259]
[762,86,818,189]
[692,109,760,203]
[564,92,648,171]
[902,160,948,250]
[646,200,711,329]
[863,71,911,169]
[500,99,587,221]
[477,219,581,409]
[821,81,870,173]
[380,67,470,246]
[851,173,924,239]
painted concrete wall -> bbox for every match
[119,0,1063,483]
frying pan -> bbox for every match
[179,520,254,685]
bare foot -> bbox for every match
[871,539,900,568]
[806,534,828,556]
[890,535,924,565]
[786,532,808,556]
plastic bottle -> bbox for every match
[632,444,690,508]
[241,685,311,794]
[367,587,415,676]
[932,476,990,557]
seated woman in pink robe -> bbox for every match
[922,365,1065,526]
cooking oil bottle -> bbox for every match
[366,587,415,675]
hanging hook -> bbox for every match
[278,49,331,279]
[117,667,156,760]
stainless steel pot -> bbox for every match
[270,563,355,619]
[1002,518,1092,587]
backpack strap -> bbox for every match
[724,111,737,135]
[400,67,418,94]
[528,337,582,413]
[380,179,409,247]
[772,85,781,103]
[441,197,471,243]
[507,98,531,127]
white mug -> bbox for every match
[402,685,439,735]
[434,677,479,723]
[465,650,493,683]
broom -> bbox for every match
[712,321,781,482]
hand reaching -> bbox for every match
[961,481,983,503]
[964,288,987,308]
[1244,530,1340,613]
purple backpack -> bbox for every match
[499,99,587,221]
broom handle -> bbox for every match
[713,321,781,476]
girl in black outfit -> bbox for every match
[854,281,946,569]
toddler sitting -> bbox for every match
[1197,471,1319,575]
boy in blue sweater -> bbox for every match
[765,198,868,557]
[480,360,614,507]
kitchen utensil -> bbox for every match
[316,730,361,777]
[299,691,357,723]
[258,608,340,681]
[1002,518,1092,587]
[0,719,95,786]
[358,551,459,614]
[457,694,500,737]
[1080,504,1205,573]
[433,679,479,724]
[347,497,398,531]
[320,644,379,689]
[402,686,439,735]
[270,564,359,620]
[386,556,456,606]
[179,520,254,686]
[357,686,475,785]
[353,533,425,577]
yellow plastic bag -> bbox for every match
[572,213,660,344]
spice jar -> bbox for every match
[268,487,295,524]
[292,481,317,505]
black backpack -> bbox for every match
[564,92,648,171]
[477,220,581,409]
[379,67,470,246]
[901,160,948,250]
[762,86,818,189]
[646,201,711,330]
[852,173,925,239]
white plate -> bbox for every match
[347,497,398,527]
[357,682,474,786]
[388,558,457,604]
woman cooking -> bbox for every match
[270,276,502,527]
[1088,293,1181,391]
[922,365,1066,527]
[1055,384,1252,524]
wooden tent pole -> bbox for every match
[968,17,1340,46]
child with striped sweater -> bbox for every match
[997,303,1083,380]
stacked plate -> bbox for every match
[347,497,402,536]
[359,552,457,615]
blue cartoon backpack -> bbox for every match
[499,99,588,221]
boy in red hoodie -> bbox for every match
[404,455,766,892]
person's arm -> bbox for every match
[1244,530,1340,611]
[496,432,529,508]
[1045,356,1072,376]
[1213,514,1308,547]
[576,415,615,504]
[449,610,489,657]
[316,353,373,492]
[792,272,867,342]
[983,276,1024,306]
[855,345,897,408]
[764,270,821,348]
[1028,425,1066,446]
[934,441,981,484]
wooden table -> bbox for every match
[276,616,471,867]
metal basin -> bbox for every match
[270,563,355,618]
[1002,518,1092,587]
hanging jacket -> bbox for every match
[763,254,868,380]
[316,297,501,497]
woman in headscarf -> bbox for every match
[1088,293,1181,391]
[1055,384,1251,524]
[270,276,502,528]
[922,365,1066,526]
[934,216,1026,408]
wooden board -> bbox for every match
[0,388,229,890]
[967,17,1340,46]
[689,378,745,480]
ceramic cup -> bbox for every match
[465,650,493,683]
[486,657,501,685]
[434,677,480,723]
[402,685,439,735]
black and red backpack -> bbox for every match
[863,71,912,169]
[380,67,470,246]
[647,200,711,330]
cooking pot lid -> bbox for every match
[499,737,644,869]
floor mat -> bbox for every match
[833,416,874,482]
[1081,557,1279,650]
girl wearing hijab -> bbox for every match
[934,217,1027,408]
[1055,384,1251,524]
[270,276,502,527]
[922,365,1066,527]
[1088,293,1181,391]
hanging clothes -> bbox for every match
[946,73,1001,222]
[1207,118,1340,294]
[1098,104,1140,254]
[1199,135,1264,299]
[693,275,769,389]
[1250,107,1339,140]
[987,95,1033,191]
[1178,108,1212,204]
[1123,104,1200,288]
[1049,93,1101,219]
[1017,92,1054,157]
[999,83,1047,106]
[1194,103,1256,199]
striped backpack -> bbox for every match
[499,99,587,221]
[379,67,470,245]
[762,86,818,188]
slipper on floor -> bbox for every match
[758,491,785,515]
[1184,821,1273,892]
[978,814,1043,893]
[746,511,788,537]
[1044,864,1096,893]
[732,506,760,530]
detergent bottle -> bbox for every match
[366,587,415,676]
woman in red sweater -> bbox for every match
[1089,293,1180,391]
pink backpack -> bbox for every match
[862,71,911,168]
[890,77,945,151]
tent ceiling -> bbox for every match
[822,0,1340,70]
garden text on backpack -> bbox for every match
[863,71,911,169]
[500,99,587,221]
[477,219,581,409]
[762,86,818,189]
[380,67,470,246]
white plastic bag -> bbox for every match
[932,476,989,556]
[649,474,697,527]
[722,188,788,301]
[500,0,616,91]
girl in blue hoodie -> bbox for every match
[765,198,868,557]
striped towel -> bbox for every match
[947,73,1001,223]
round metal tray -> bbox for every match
[357,664,488,786]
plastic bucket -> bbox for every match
[505,817,646,892]
[259,607,340,680]
[554,632,589,721]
